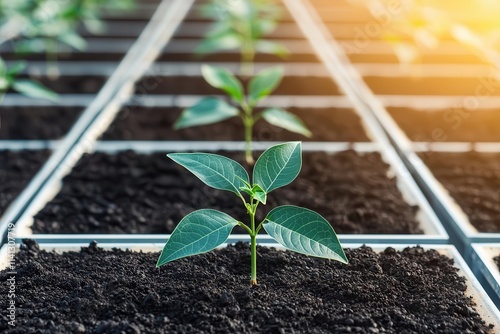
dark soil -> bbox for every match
[0,107,82,140]
[1,53,126,62]
[420,152,500,232]
[0,240,493,333]
[11,76,106,94]
[156,52,320,63]
[33,150,421,235]
[134,76,341,95]
[102,107,370,142]
[0,150,50,217]
[388,108,500,142]
[494,255,500,272]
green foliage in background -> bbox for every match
[197,0,288,75]
[0,57,57,102]
[174,64,311,165]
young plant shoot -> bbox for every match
[0,57,58,103]
[197,0,288,75]
[174,65,312,165]
[157,142,348,285]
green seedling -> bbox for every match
[12,0,87,78]
[0,57,57,103]
[197,0,288,75]
[174,65,311,165]
[157,142,348,285]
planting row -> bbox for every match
[0,240,498,332]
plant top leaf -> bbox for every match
[262,108,312,137]
[253,141,302,193]
[156,209,238,266]
[255,40,289,57]
[202,64,244,103]
[264,205,347,263]
[195,32,241,55]
[167,152,249,196]
[174,97,239,129]
[248,66,283,105]
[11,80,58,101]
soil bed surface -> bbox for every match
[0,240,493,333]
[135,76,341,95]
[33,150,420,235]
[102,107,370,142]
[0,107,82,140]
[420,152,500,232]
[0,150,50,217]
[2,53,126,61]
[24,75,105,94]
[156,53,320,63]
[389,108,500,142]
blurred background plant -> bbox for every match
[197,0,289,76]
[0,0,136,127]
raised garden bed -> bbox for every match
[419,152,500,233]
[157,51,320,63]
[30,150,420,235]
[102,107,370,142]
[134,75,341,95]
[471,244,500,308]
[388,108,500,142]
[0,150,50,217]
[0,241,497,333]
[0,107,82,140]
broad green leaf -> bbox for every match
[201,65,244,103]
[253,141,301,193]
[252,19,277,37]
[15,39,44,54]
[206,21,233,38]
[248,66,283,105]
[156,209,238,266]
[58,31,87,51]
[195,33,241,55]
[262,108,312,137]
[12,80,58,101]
[264,205,347,263]
[168,152,249,195]
[174,97,239,129]
[6,61,26,77]
[255,40,289,58]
